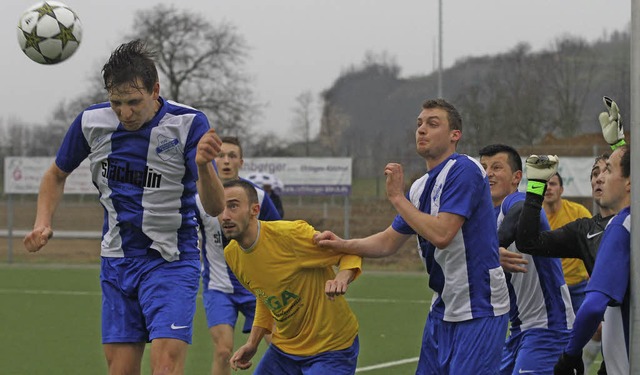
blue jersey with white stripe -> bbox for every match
[497,192,574,333]
[55,97,211,262]
[586,206,630,374]
[197,181,281,294]
[391,153,510,322]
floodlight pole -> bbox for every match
[630,0,640,372]
[437,0,443,98]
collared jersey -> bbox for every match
[55,97,211,261]
[586,206,631,374]
[224,220,361,356]
[391,153,510,322]
[197,181,281,293]
[497,192,575,333]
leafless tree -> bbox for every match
[130,4,257,139]
[543,35,597,137]
[290,91,317,156]
[318,103,350,156]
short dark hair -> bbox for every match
[552,173,563,187]
[221,136,243,158]
[478,144,522,172]
[102,39,159,93]
[422,99,462,131]
[223,179,258,205]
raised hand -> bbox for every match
[598,96,625,149]
[525,155,559,196]
[195,129,222,166]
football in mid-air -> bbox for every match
[17,1,82,64]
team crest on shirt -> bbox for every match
[156,135,182,161]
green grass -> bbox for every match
[0,266,603,374]
[0,267,427,374]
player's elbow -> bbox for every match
[431,233,456,249]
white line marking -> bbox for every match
[356,357,419,372]
[0,289,100,296]
[0,289,429,304]
[347,297,428,304]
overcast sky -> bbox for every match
[4,0,631,137]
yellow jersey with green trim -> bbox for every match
[224,220,361,356]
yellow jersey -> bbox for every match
[545,199,592,285]
[224,220,361,356]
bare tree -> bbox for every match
[318,103,350,156]
[543,35,597,137]
[290,91,317,156]
[129,5,257,139]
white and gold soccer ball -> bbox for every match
[17,1,82,64]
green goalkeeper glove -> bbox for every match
[525,155,559,196]
[598,96,626,149]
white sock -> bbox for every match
[582,339,601,369]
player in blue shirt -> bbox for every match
[479,144,574,375]
[196,136,281,375]
[23,40,225,375]
[315,99,510,374]
[554,145,631,375]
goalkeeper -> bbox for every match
[512,97,627,374]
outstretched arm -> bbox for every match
[23,163,69,252]
[314,226,409,258]
[515,154,581,259]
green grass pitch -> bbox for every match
[0,266,426,374]
[0,266,602,374]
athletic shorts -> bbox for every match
[416,312,508,375]
[202,288,256,333]
[253,336,359,375]
[499,328,571,375]
[100,255,200,344]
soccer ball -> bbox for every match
[17,1,82,64]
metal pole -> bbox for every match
[437,0,443,98]
[629,0,640,371]
[343,195,350,240]
[7,194,14,263]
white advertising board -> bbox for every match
[5,156,595,197]
[4,157,353,196]
[240,157,352,196]
[4,157,93,194]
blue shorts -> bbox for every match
[100,255,200,344]
[202,288,256,333]
[254,336,359,375]
[499,328,571,375]
[416,312,508,375]
[568,279,588,314]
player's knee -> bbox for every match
[150,347,186,375]
[214,346,233,363]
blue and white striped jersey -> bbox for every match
[586,206,630,374]
[392,153,510,322]
[55,97,212,262]
[497,192,575,333]
[197,181,281,294]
